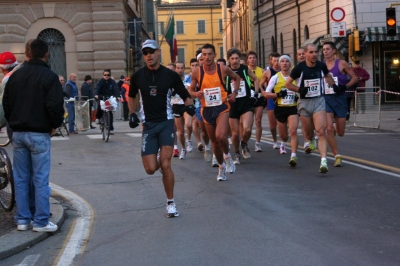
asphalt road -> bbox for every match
[2,119,400,266]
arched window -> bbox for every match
[38,28,66,78]
[280,33,283,54]
[304,25,309,41]
[271,36,276,52]
[293,29,297,64]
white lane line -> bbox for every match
[127,133,142,137]
[15,254,41,266]
[51,137,70,140]
[50,183,93,266]
[86,135,105,139]
[259,139,400,178]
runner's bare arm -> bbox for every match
[324,73,336,86]
[188,68,203,99]
[128,96,136,114]
[341,61,358,88]
[285,77,299,92]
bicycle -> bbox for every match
[98,97,116,142]
[0,147,14,211]
[0,124,12,147]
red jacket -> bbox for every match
[352,67,370,90]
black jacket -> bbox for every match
[94,78,120,99]
[3,59,65,133]
[80,81,94,105]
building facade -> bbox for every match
[156,0,223,69]
[0,0,153,85]
[254,0,400,103]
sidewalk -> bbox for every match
[0,196,65,260]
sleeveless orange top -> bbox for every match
[199,66,228,107]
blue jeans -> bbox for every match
[67,102,75,132]
[12,132,51,227]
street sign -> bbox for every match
[331,7,345,22]
[332,22,346,37]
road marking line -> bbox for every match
[257,136,400,177]
[15,254,41,266]
[127,133,142,137]
[51,137,70,140]
[86,135,105,139]
[50,183,94,266]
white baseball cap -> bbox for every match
[142,39,160,50]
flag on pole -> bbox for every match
[164,11,177,63]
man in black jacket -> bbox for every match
[81,75,95,129]
[3,39,64,232]
[94,69,120,134]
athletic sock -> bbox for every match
[174,145,178,149]
[335,154,341,158]
[291,153,296,157]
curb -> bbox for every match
[0,197,66,261]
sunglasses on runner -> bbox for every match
[103,74,111,77]
[142,49,156,56]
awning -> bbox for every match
[364,26,400,42]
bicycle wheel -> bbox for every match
[0,148,14,211]
[101,113,106,140]
[105,112,110,142]
[0,125,11,147]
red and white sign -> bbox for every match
[331,7,345,22]
[331,22,346,37]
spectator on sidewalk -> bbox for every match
[3,39,64,232]
[65,73,79,134]
[81,75,95,129]
[352,60,370,114]
[120,77,130,121]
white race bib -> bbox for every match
[281,90,296,105]
[304,78,321,97]
[324,75,338,94]
[204,87,222,107]
[231,80,246,98]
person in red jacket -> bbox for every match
[120,77,130,121]
[352,60,370,114]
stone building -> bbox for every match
[0,0,154,85]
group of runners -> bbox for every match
[129,39,357,218]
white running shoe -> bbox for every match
[254,143,262,152]
[225,155,236,174]
[186,140,193,152]
[233,153,241,165]
[241,142,251,159]
[280,144,286,154]
[272,142,280,149]
[33,221,58,232]
[211,155,219,167]
[204,149,212,163]
[166,202,179,217]
[179,148,186,160]
[217,166,227,181]
[319,159,328,173]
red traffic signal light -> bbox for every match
[386,8,397,36]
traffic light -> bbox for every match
[386,8,397,36]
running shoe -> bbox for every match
[272,142,280,149]
[233,152,241,165]
[289,156,297,167]
[179,148,186,160]
[186,140,193,152]
[309,139,317,150]
[173,148,179,157]
[241,141,251,159]
[211,155,219,167]
[166,202,179,217]
[225,155,236,174]
[334,155,342,167]
[304,142,312,154]
[204,149,212,162]
[197,143,204,152]
[217,166,227,181]
[280,144,287,154]
[254,143,262,152]
[319,159,328,173]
